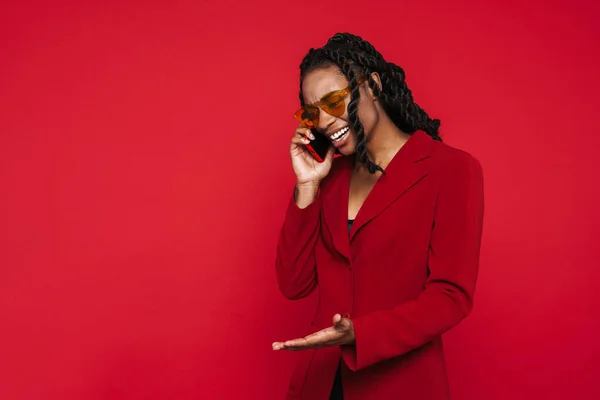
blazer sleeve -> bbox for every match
[274,188,322,300]
[341,152,485,371]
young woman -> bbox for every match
[272,32,484,400]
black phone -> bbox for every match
[304,129,337,162]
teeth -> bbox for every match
[330,127,349,141]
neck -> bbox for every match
[360,115,411,170]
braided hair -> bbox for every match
[299,33,441,174]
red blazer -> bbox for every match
[275,130,484,400]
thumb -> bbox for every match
[332,313,342,325]
[334,317,352,333]
[326,145,335,160]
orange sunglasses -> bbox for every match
[294,76,367,128]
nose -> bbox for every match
[316,107,336,132]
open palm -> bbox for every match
[272,314,355,351]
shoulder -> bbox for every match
[430,139,483,183]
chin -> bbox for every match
[337,135,357,156]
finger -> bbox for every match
[323,145,335,162]
[332,313,342,325]
[334,318,352,333]
[295,127,315,141]
[302,328,329,343]
[273,340,304,351]
[327,145,336,158]
[291,135,311,146]
[283,336,310,348]
[288,327,341,348]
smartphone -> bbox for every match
[304,129,336,163]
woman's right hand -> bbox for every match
[290,126,335,187]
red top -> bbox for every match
[275,130,485,400]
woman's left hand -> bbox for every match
[272,314,355,351]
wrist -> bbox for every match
[296,180,321,189]
[294,182,320,208]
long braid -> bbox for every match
[320,48,383,174]
[329,33,441,140]
[339,38,442,141]
[381,62,442,140]
[298,33,441,174]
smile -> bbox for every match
[329,127,349,142]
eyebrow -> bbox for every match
[306,87,345,105]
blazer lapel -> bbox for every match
[349,131,433,241]
[321,157,353,261]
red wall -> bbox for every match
[1,1,599,399]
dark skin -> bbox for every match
[273,66,412,352]
[272,314,355,351]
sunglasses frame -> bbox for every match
[294,76,367,127]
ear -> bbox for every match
[367,72,383,98]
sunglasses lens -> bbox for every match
[322,93,346,116]
[294,106,318,127]
[294,88,349,126]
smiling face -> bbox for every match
[300,65,381,156]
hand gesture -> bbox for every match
[272,314,355,351]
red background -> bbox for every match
[1,1,599,399]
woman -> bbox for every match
[272,32,484,400]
